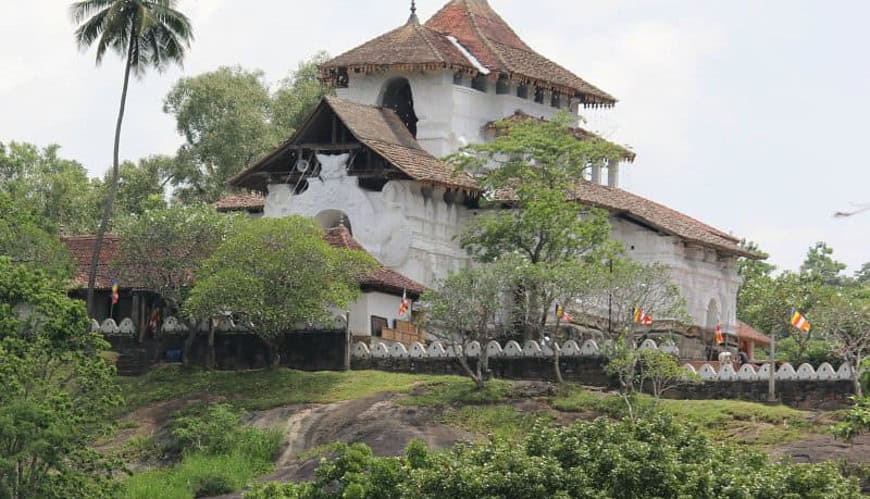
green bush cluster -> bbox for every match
[246,416,860,499]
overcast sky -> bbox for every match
[1,0,867,273]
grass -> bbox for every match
[119,365,470,412]
[550,385,821,447]
[400,378,514,407]
[441,405,552,441]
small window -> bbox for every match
[551,93,561,108]
[471,74,488,92]
[453,72,465,86]
[516,84,529,99]
[371,316,388,337]
[496,75,510,95]
[534,87,545,104]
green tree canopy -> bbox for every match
[0,258,121,498]
[271,51,333,137]
[185,216,376,366]
[801,241,848,286]
[0,141,100,235]
[0,191,73,282]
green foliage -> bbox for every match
[185,216,376,364]
[775,336,838,365]
[247,416,860,499]
[637,348,700,398]
[0,191,74,282]
[833,397,870,442]
[163,54,331,203]
[0,258,122,498]
[801,241,848,286]
[442,405,552,441]
[114,204,237,309]
[816,286,870,396]
[400,379,513,407]
[0,141,100,235]
[102,156,170,217]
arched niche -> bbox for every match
[380,77,418,137]
[705,298,720,331]
[316,209,352,235]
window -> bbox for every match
[471,74,488,92]
[370,316,388,337]
[496,75,510,95]
[516,84,529,99]
[453,72,465,86]
[534,86,545,104]
[380,78,419,137]
[551,93,561,108]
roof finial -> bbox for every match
[408,0,420,24]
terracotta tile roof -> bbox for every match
[321,18,472,75]
[61,235,137,290]
[425,0,616,106]
[320,0,615,106]
[486,111,636,163]
[231,97,477,191]
[215,193,266,212]
[737,320,772,346]
[324,226,427,298]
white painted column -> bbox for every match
[591,164,602,184]
[607,159,620,188]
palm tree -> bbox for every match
[71,0,193,315]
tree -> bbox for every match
[0,258,121,498]
[114,205,237,367]
[72,0,194,317]
[801,241,848,286]
[271,51,333,137]
[817,285,870,396]
[0,191,73,282]
[0,141,100,235]
[185,217,376,367]
[854,262,870,285]
[637,348,700,399]
[163,66,278,203]
[101,155,169,218]
[420,258,520,389]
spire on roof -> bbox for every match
[408,0,420,24]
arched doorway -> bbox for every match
[380,78,418,137]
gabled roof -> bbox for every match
[231,97,477,191]
[61,235,136,290]
[324,226,427,298]
[320,0,615,107]
[215,193,266,213]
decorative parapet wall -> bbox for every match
[91,316,251,337]
[352,338,860,384]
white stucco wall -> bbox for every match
[347,291,406,336]
[337,71,573,158]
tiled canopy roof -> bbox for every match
[324,226,427,297]
[61,235,138,290]
[737,320,772,346]
[215,193,266,212]
[230,97,477,191]
[320,0,615,106]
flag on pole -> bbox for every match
[398,289,410,316]
[790,309,811,332]
[111,279,120,305]
[633,307,653,325]
[555,303,573,323]
[715,324,725,345]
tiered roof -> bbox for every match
[320,0,615,106]
[62,235,132,290]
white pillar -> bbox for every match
[607,159,620,188]
[591,164,602,184]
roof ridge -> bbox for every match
[414,23,448,64]
[460,0,508,71]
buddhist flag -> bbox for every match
[790,309,811,332]
[715,324,725,345]
[633,307,653,325]
[399,290,410,316]
[555,303,573,323]
[111,279,120,305]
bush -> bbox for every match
[246,416,861,499]
[192,474,234,497]
[169,404,241,455]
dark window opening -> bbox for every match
[534,87,545,104]
[335,68,349,88]
[294,178,309,195]
[551,93,561,108]
[371,316,388,337]
[471,74,488,92]
[517,84,529,99]
[358,177,389,192]
[496,75,510,95]
[453,72,465,86]
[381,78,419,137]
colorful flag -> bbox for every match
[111,279,120,305]
[715,324,725,345]
[148,309,160,332]
[790,309,811,332]
[398,289,410,316]
[633,307,653,325]
[555,303,573,323]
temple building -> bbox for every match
[230,0,758,341]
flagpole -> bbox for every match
[768,332,777,403]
